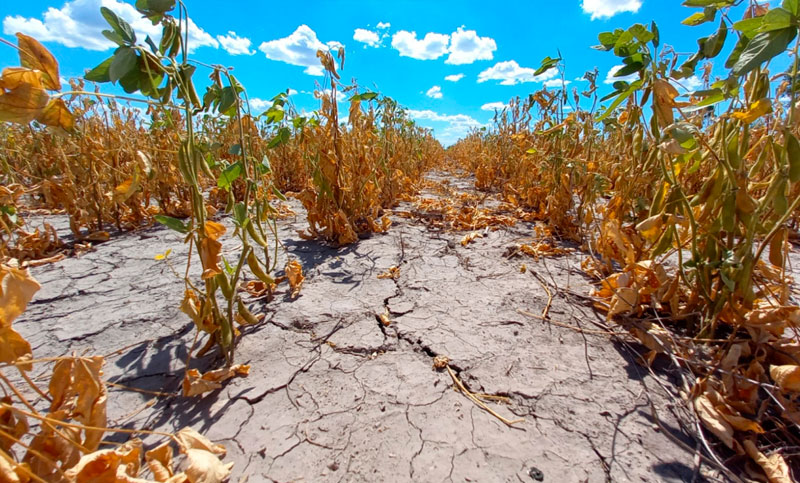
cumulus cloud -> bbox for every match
[376,22,391,29]
[258,25,343,76]
[581,0,642,20]
[407,109,486,146]
[391,30,450,60]
[604,64,639,84]
[445,73,465,82]
[677,75,703,94]
[2,0,217,52]
[478,60,558,85]
[217,31,254,55]
[481,102,508,111]
[249,97,272,114]
[353,28,380,47]
[426,85,443,99]
[391,27,496,64]
[446,27,496,65]
[543,79,570,88]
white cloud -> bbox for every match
[391,30,450,60]
[353,28,380,47]
[445,73,465,82]
[376,22,391,29]
[217,31,254,55]
[481,102,508,111]
[287,88,298,96]
[604,64,639,84]
[249,98,271,113]
[258,25,343,76]
[426,85,443,99]
[391,27,496,65]
[581,0,642,20]
[407,109,486,146]
[677,75,703,94]
[2,0,217,52]
[543,79,570,88]
[478,60,558,85]
[446,27,496,65]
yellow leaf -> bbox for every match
[0,67,43,91]
[285,260,304,298]
[743,439,793,483]
[203,221,226,241]
[16,33,60,91]
[154,249,172,261]
[731,98,772,124]
[0,83,49,125]
[0,328,32,370]
[0,264,40,328]
[113,172,140,204]
[35,98,73,131]
[653,79,680,126]
[770,365,800,392]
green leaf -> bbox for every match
[228,144,242,156]
[534,56,561,76]
[703,20,728,58]
[217,162,243,190]
[272,185,287,201]
[760,8,793,32]
[259,155,272,174]
[268,127,291,148]
[232,202,249,227]
[100,7,136,44]
[785,0,800,17]
[84,56,114,83]
[597,80,642,121]
[102,30,125,46]
[732,27,797,77]
[733,17,763,33]
[155,214,189,234]
[787,132,800,182]
[109,47,138,84]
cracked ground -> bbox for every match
[15,176,721,482]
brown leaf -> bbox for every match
[35,98,74,131]
[175,428,226,457]
[182,365,250,397]
[145,442,174,482]
[0,397,28,453]
[113,172,140,204]
[770,365,800,393]
[694,394,735,450]
[16,33,60,91]
[199,238,223,280]
[183,449,233,483]
[0,449,30,483]
[64,439,145,482]
[743,439,792,483]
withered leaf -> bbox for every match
[16,33,60,91]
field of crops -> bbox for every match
[1,0,800,481]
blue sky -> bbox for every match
[0,0,786,145]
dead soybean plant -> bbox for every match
[0,263,235,482]
[449,2,800,480]
[84,0,286,387]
